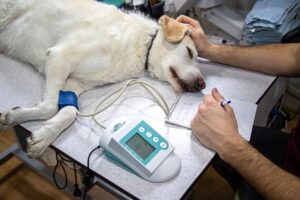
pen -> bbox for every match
[220,100,231,108]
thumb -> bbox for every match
[185,24,196,34]
[212,88,224,102]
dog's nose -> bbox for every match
[197,79,206,90]
[187,78,206,92]
[194,79,206,92]
[191,79,205,91]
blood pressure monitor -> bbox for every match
[99,119,181,182]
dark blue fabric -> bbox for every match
[58,90,78,110]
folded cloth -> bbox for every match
[244,0,300,44]
[246,0,299,25]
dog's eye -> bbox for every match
[186,46,193,59]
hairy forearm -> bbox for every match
[221,139,300,200]
[201,43,300,76]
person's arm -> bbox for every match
[225,139,300,200]
[203,43,300,76]
[191,88,300,200]
[177,15,300,76]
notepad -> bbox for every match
[165,92,257,141]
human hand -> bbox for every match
[176,15,212,57]
[191,88,246,160]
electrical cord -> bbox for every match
[53,152,68,190]
[52,151,82,197]
[76,79,170,129]
[73,162,82,197]
[83,145,101,200]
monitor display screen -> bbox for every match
[126,133,155,160]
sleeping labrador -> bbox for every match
[0,0,205,157]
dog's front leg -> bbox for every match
[0,49,73,130]
[27,78,86,158]
[27,106,78,158]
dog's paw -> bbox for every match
[0,107,21,130]
[27,127,55,158]
[0,112,14,130]
[41,148,57,166]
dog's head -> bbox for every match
[148,15,205,93]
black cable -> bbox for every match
[58,154,72,162]
[73,162,82,197]
[87,146,101,169]
[83,145,101,200]
[52,151,68,190]
[52,146,100,199]
[52,151,82,197]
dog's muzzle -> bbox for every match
[180,78,206,92]
[170,67,206,92]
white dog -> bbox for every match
[0,0,205,158]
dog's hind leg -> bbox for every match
[0,48,73,130]
[27,78,86,158]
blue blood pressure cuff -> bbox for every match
[58,90,79,110]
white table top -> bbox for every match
[0,54,276,199]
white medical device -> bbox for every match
[99,118,181,182]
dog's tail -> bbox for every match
[0,0,34,30]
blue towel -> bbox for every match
[246,0,299,25]
[244,0,300,44]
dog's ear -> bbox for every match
[158,15,189,43]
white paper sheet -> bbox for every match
[165,92,257,141]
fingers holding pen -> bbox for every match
[212,88,233,110]
[212,88,224,101]
[197,88,234,121]
[202,88,229,110]
[192,89,240,154]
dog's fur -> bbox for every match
[0,0,205,158]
